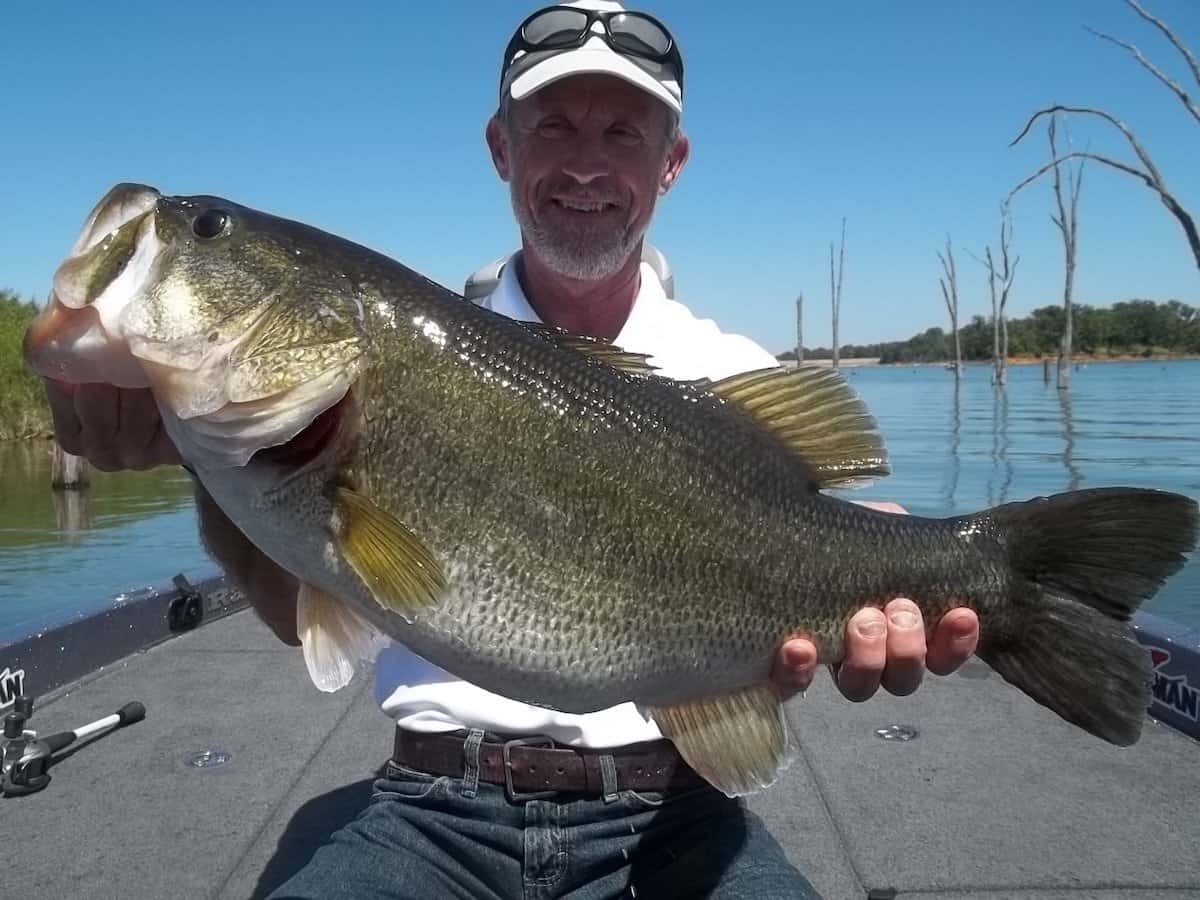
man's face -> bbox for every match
[487,74,688,280]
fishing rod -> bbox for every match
[1,696,145,797]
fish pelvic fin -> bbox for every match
[974,487,1199,746]
[335,487,446,619]
[648,683,793,797]
[297,582,386,692]
[701,366,889,488]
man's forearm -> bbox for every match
[194,482,301,646]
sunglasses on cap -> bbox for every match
[501,5,685,95]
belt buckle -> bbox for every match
[502,736,559,801]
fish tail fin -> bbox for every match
[973,488,1198,746]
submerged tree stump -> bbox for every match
[53,486,94,533]
[51,442,90,490]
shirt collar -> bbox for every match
[488,252,666,345]
[488,253,543,323]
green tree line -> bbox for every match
[0,289,52,440]
[780,299,1200,365]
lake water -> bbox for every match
[0,359,1197,645]
[842,359,1199,630]
[0,444,210,644]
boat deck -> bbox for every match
[4,608,1199,899]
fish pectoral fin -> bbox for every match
[297,582,385,692]
[648,683,793,797]
[335,487,446,618]
[701,366,890,488]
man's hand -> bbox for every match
[770,501,981,701]
[43,379,180,471]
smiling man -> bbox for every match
[42,2,979,897]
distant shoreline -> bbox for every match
[780,353,1200,369]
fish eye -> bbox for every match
[192,209,231,239]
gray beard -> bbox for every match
[511,188,647,281]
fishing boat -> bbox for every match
[2,572,1197,898]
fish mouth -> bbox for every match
[25,184,164,387]
[53,183,162,312]
[68,183,161,257]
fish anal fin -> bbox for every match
[297,582,385,692]
[525,323,657,376]
[704,366,890,488]
[335,487,446,619]
[649,683,792,797]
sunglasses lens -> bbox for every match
[523,8,590,49]
[609,13,672,56]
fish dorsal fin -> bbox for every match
[335,487,446,619]
[701,365,890,488]
[525,323,657,376]
[297,582,386,692]
[648,683,793,797]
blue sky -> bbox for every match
[2,0,1197,353]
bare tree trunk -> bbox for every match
[795,293,804,364]
[53,487,94,533]
[51,442,90,490]
[988,246,1000,384]
[830,218,846,369]
[1059,302,1074,390]
[937,236,962,380]
[1000,314,1010,383]
[1047,116,1085,390]
[969,205,1017,387]
[996,204,1018,386]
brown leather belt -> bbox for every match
[391,727,706,799]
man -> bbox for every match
[43,3,980,896]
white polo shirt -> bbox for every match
[375,253,779,747]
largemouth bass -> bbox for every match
[25,184,1199,796]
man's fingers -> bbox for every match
[74,383,123,470]
[43,379,84,455]
[772,637,819,699]
[834,608,887,702]
[116,388,180,468]
[879,598,926,696]
[42,380,179,470]
[116,388,161,467]
[855,500,908,515]
[927,607,980,675]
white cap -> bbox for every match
[502,1,682,115]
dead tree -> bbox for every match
[1009,0,1199,271]
[937,236,962,380]
[969,206,1020,385]
[1050,117,1085,390]
[830,218,846,369]
[51,443,90,490]
[795,293,804,364]
[1011,114,1084,389]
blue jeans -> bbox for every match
[268,736,820,899]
